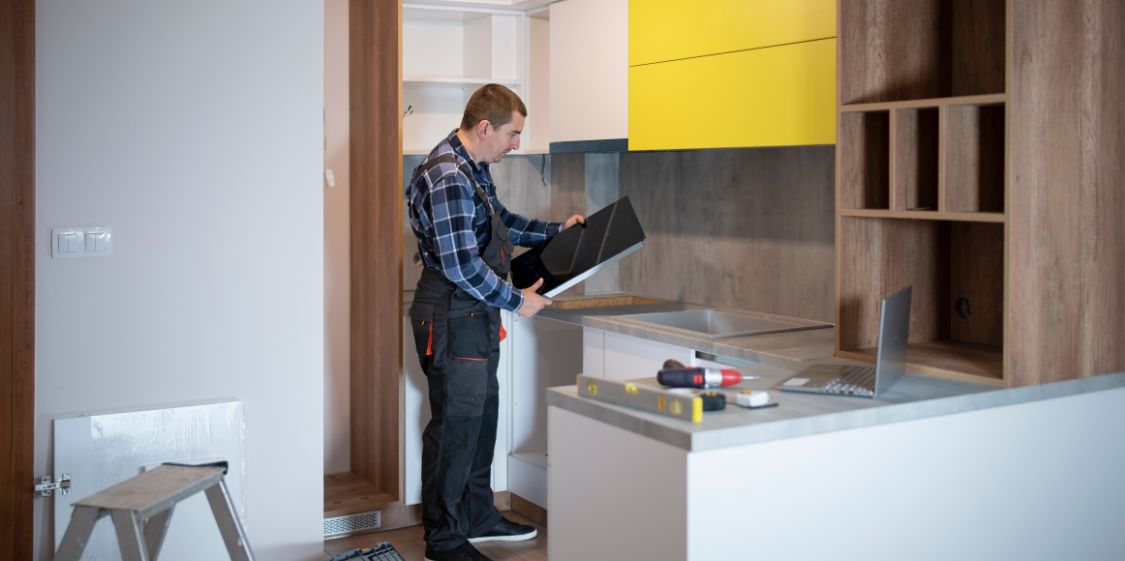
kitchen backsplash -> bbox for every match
[402,145,835,324]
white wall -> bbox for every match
[323,0,351,475]
[35,1,325,560]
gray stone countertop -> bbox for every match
[536,292,837,366]
[547,366,1125,453]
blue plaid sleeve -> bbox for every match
[493,198,563,246]
[430,173,525,311]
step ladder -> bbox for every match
[55,463,255,561]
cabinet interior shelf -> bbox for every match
[839,209,1004,223]
[841,93,1006,113]
[837,340,1004,387]
[510,451,548,470]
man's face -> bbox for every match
[481,111,523,164]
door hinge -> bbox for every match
[34,474,71,498]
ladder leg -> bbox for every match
[143,507,175,560]
[111,509,150,561]
[55,505,102,561]
[204,478,255,561]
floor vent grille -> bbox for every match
[324,510,382,538]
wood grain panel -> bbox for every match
[949,0,1005,97]
[838,340,1003,384]
[943,103,1004,212]
[839,0,943,104]
[837,218,946,352]
[0,0,35,558]
[948,222,1003,346]
[891,108,939,211]
[617,147,836,323]
[511,492,548,528]
[350,0,402,496]
[839,111,889,209]
[1008,0,1125,385]
[839,0,1004,104]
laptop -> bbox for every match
[510,196,646,298]
[777,286,912,398]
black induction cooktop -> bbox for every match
[511,196,646,297]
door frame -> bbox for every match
[1,0,36,558]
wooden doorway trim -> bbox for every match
[1,0,36,558]
[348,0,403,497]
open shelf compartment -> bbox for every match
[892,107,940,212]
[839,0,1006,105]
[837,217,1004,384]
[839,111,890,210]
[942,102,1005,213]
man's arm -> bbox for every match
[494,198,562,246]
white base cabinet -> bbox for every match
[549,386,1125,561]
[506,315,583,508]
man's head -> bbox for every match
[458,83,527,164]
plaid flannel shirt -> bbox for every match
[406,131,562,312]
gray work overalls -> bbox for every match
[407,155,512,551]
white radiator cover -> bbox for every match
[53,400,245,561]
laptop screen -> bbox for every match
[874,286,912,394]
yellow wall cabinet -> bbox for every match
[629,0,837,150]
[631,0,835,66]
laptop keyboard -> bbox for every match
[823,366,876,397]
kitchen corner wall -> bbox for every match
[547,147,836,322]
[617,147,836,322]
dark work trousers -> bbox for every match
[408,176,513,551]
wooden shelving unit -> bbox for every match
[836,0,1007,385]
[837,0,1125,387]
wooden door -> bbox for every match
[1,0,36,558]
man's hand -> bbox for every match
[518,278,553,317]
[562,214,586,230]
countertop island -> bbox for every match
[547,365,1125,561]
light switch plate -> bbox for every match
[51,228,83,258]
[51,226,112,258]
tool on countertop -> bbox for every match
[658,358,748,389]
[735,388,777,409]
[578,374,708,422]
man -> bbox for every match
[405,84,584,561]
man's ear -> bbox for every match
[477,120,490,137]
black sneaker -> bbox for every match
[468,517,538,544]
[424,542,493,561]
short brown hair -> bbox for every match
[460,83,527,131]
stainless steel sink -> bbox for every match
[615,308,830,339]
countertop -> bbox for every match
[405,290,836,365]
[536,292,837,365]
[547,366,1125,452]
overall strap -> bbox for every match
[412,154,496,217]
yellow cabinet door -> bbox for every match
[631,0,836,66]
[629,38,836,150]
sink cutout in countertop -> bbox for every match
[616,308,831,339]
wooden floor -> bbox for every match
[324,511,547,561]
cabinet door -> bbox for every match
[629,38,836,150]
[630,0,836,66]
[549,0,628,142]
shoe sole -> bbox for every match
[467,529,537,544]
